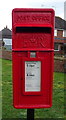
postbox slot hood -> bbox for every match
[14,24,52,33]
[14,24,52,28]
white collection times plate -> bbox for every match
[25,61,41,92]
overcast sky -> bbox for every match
[0,0,66,30]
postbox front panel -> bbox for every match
[12,8,54,108]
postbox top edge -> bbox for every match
[12,8,55,13]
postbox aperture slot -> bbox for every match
[16,27,51,33]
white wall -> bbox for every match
[54,29,57,36]
[63,30,66,37]
[3,38,12,45]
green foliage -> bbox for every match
[2,59,65,119]
[0,59,2,119]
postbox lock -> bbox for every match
[30,52,36,58]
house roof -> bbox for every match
[0,31,2,40]
[2,26,12,39]
[55,16,66,30]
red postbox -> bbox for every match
[12,8,55,109]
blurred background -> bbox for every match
[0,0,66,119]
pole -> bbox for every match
[27,109,34,120]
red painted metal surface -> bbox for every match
[12,8,55,109]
